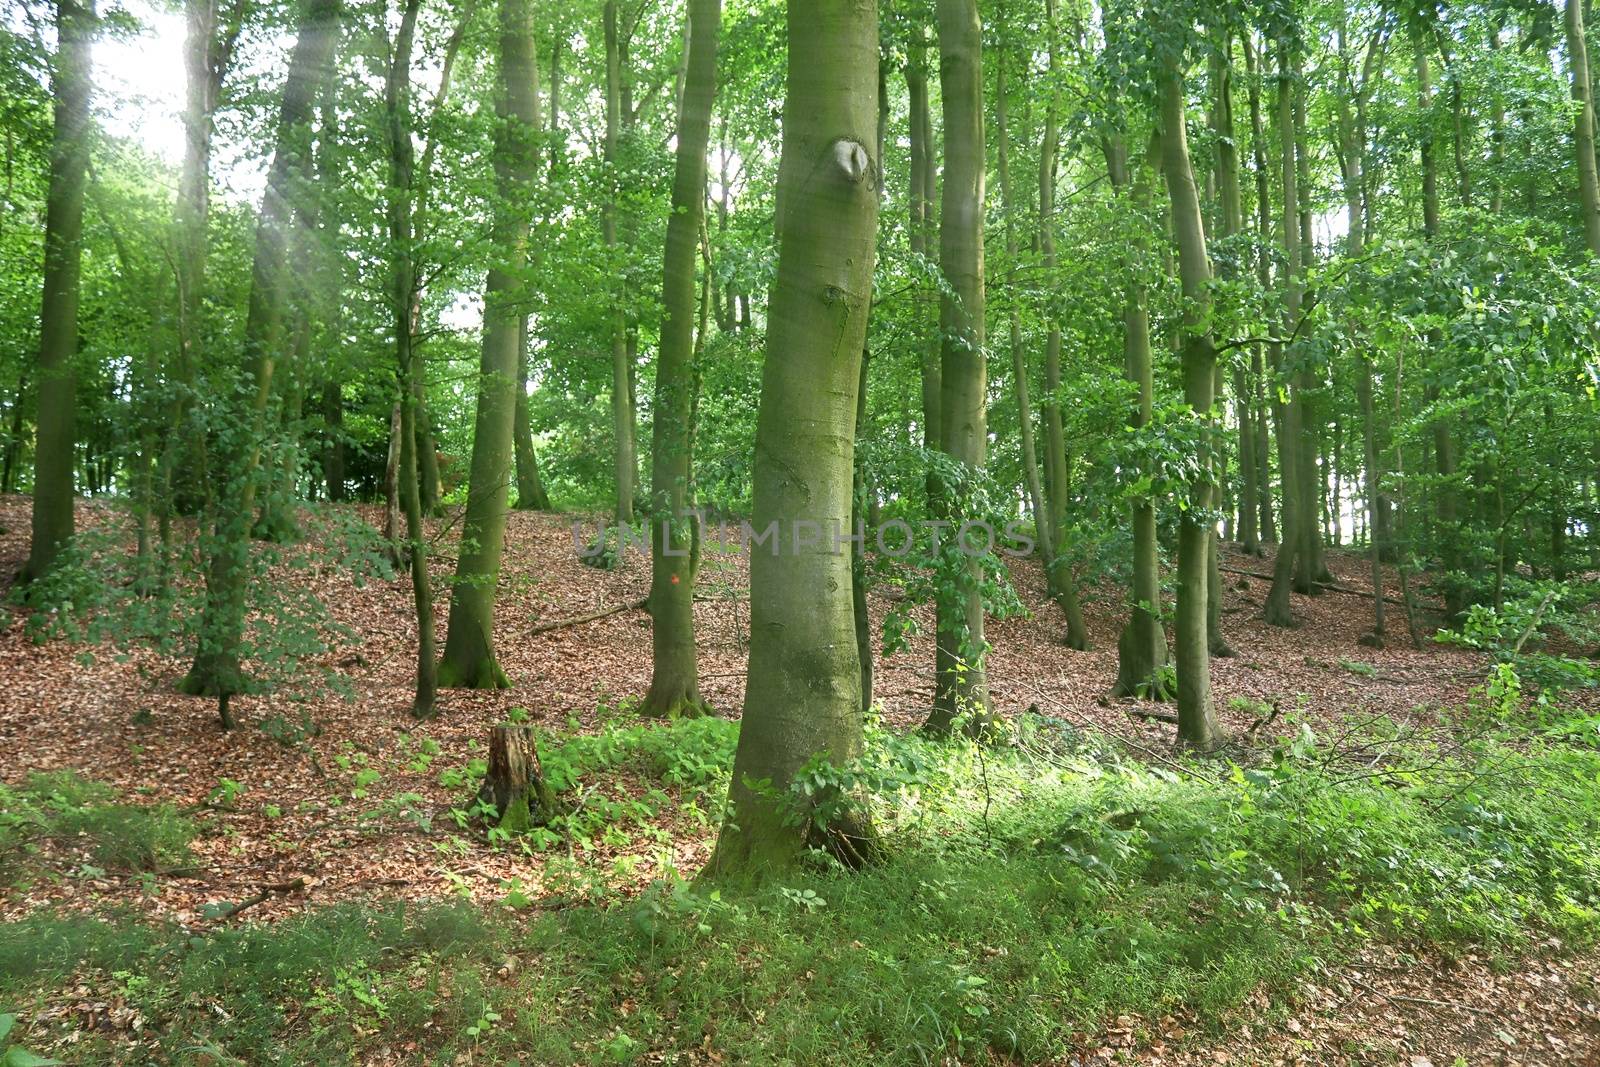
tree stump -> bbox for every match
[477,724,557,831]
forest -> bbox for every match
[2,0,1600,1060]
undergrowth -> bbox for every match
[1,711,1597,1065]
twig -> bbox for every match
[1344,975,1492,1016]
[210,877,308,924]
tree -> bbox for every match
[1565,0,1600,254]
[711,0,879,877]
[925,0,993,738]
[384,0,435,717]
[22,0,94,583]
[180,0,340,703]
[438,0,542,690]
[640,0,719,719]
[1157,42,1220,749]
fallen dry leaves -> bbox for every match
[0,494,1596,1064]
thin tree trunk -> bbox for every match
[438,0,542,689]
[1158,55,1221,750]
[1568,0,1600,252]
[996,42,1086,653]
[641,0,719,719]
[1106,130,1170,700]
[180,0,340,701]
[604,0,635,525]
[23,0,95,583]
[926,0,994,738]
[1264,36,1306,628]
[385,0,436,717]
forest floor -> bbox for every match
[0,494,1597,1065]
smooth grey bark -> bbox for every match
[1107,129,1171,701]
[711,0,880,877]
[1158,54,1220,750]
[641,0,719,719]
[23,0,95,583]
[438,0,542,690]
[1264,37,1308,628]
[926,0,994,738]
[384,0,436,717]
[603,0,636,525]
[1568,0,1600,252]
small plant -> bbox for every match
[0,1013,61,1067]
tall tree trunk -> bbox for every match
[1264,37,1307,628]
[1158,56,1221,750]
[711,0,879,877]
[641,0,719,719]
[1244,34,1276,549]
[1035,0,1089,649]
[180,0,339,701]
[438,0,542,690]
[1414,28,1461,617]
[925,0,994,738]
[604,0,636,525]
[1206,34,1240,657]
[996,42,1086,653]
[906,31,939,455]
[22,0,94,583]
[1567,0,1600,252]
[1107,131,1171,701]
[385,0,436,716]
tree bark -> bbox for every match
[180,0,340,701]
[925,0,994,738]
[641,0,719,719]
[1158,56,1221,750]
[1264,37,1307,628]
[996,44,1087,655]
[438,0,541,690]
[1567,0,1600,252]
[711,0,880,877]
[385,0,436,717]
[22,0,95,583]
[1107,130,1172,701]
[604,0,636,525]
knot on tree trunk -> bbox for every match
[829,139,873,185]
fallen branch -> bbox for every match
[528,597,648,636]
[1221,565,1411,609]
[1125,707,1180,725]
[1343,975,1493,1017]
[210,877,308,924]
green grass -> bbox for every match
[1,714,1597,1065]
[1,771,196,875]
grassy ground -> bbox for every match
[3,709,1598,1065]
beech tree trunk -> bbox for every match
[384,0,436,717]
[1568,0,1600,253]
[438,0,541,690]
[711,0,880,877]
[180,0,339,701]
[1107,130,1171,701]
[604,0,636,526]
[1265,37,1307,629]
[1158,57,1221,749]
[23,0,94,584]
[926,0,995,738]
[641,0,719,719]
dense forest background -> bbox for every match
[3,0,1600,1061]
